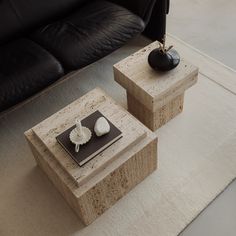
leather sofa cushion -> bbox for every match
[0,0,87,43]
[0,38,64,112]
[109,0,157,23]
[31,0,145,71]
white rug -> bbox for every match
[77,74,236,236]
[0,36,236,236]
[73,37,236,236]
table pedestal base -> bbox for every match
[127,92,184,131]
[25,129,157,225]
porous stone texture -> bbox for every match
[25,88,158,225]
[114,41,198,130]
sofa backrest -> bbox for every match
[0,0,87,44]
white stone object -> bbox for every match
[69,118,92,152]
[94,117,110,137]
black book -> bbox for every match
[56,110,122,166]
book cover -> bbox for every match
[56,110,122,166]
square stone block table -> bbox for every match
[114,41,199,131]
[24,87,157,225]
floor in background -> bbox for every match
[168,1,236,235]
[168,0,236,70]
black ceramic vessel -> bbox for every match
[148,48,180,71]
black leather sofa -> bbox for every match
[0,0,168,113]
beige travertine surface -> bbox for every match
[114,41,198,112]
[114,41,198,130]
[31,88,146,187]
[127,92,184,130]
[25,88,157,225]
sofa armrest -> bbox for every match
[144,0,170,42]
[108,0,170,42]
[108,0,169,21]
[108,0,157,23]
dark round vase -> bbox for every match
[148,48,180,71]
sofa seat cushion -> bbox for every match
[0,38,64,112]
[31,0,145,71]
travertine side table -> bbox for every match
[25,88,157,225]
[114,41,199,131]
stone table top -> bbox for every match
[114,41,199,111]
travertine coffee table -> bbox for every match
[114,41,199,130]
[24,87,157,225]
